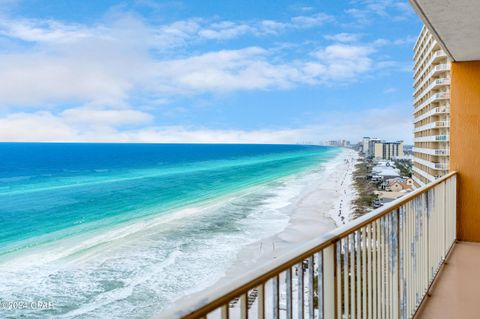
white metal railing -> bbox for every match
[413,63,449,90]
[414,135,449,143]
[414,92,450,114]
[413,50,447,82]
[413,147,449,156]
[411,175,426,187]
[413,77,450,103]
[162,172,457,319]
[413,35,434,69]
[413,158,449,171]
[413,121,450,133]
[414,106,449,124]
[412,166,437,183]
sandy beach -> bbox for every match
[176,148,359,318]
[225,148,358,275]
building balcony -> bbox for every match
[413,63,450,92]
[412,174,426,187]
[414,157,449,170]
[413,32,433,62]
[414,92,450,114]
[413,78,450,104]
[413,147,450,156]
[163,173,458,319]
[413,121,450,133]
[414,135,449,142]
[412,165,440,182]
[414,106,449,124]
[413,37,434,67]
[413,50,448,82]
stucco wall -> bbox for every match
[450,61,480,241]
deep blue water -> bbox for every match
[0,143,340,318]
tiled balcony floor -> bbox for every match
[417,241,480,318]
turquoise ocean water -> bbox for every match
[0,143,340,318]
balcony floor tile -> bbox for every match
[418,241,480,319]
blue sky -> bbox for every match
[0,0,422,144]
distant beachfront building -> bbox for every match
[363,138,404,160]
[362,137,370,154]
[367,138,382,157]
[375,141,404,160]
[412,26,451,188]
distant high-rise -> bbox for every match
[362,137,370,154]
[363,137,404,160]
[412,27,450,188]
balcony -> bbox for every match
[414,92,450,114]
[412,174,426,187]
[413,50,448,82]
[413,121,450,133]
[412,166,438,182]
[163,173,457,319]
[413,77,450,104]
[413,63,450,91]
[414,135,449,142]
[415,241,480,318]
[414,107,449,124]
[414,157,449,170]
[413,147,449,156]
[413,37,436,71]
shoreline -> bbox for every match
[224,148,359,276]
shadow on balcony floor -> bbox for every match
[417,241,480,319]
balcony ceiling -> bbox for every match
[410,0,480,61]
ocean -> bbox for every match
[0,143,341,318]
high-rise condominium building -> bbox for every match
[363,137,404,160]
[412,27,451,188]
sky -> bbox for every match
[0,0,422,144]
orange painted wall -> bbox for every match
[450,61,480,242]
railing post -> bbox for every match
[273,276,279,319]
[396,209,401,319]
[323,244,335,319]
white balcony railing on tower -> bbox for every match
[161,172,457,319]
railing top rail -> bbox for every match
[159,171,457,319]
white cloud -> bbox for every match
[0,8,412,144]
[0,109,307,143]
[346,0,415,24]
[0,103,412,144]
[0,51,134,106]
[309,44,374,80]
[198,21,254,40]
[290,13,333,28]
[0,27,379,106]
[324,33,361,43]
[0,11,352,108]
[195,13,333,41]
[150,43,378,93]
[0,18,93,43]
[61,107,153,126]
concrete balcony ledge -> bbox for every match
[413,63,450,91]
[413,147,449,156]
[414,107,449,123]
[413,50,448,82]
[414,121,450,133]
[414,157,449,170]
[414,135,449,142]
[414,92,450,114]
[413,77,450,102]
